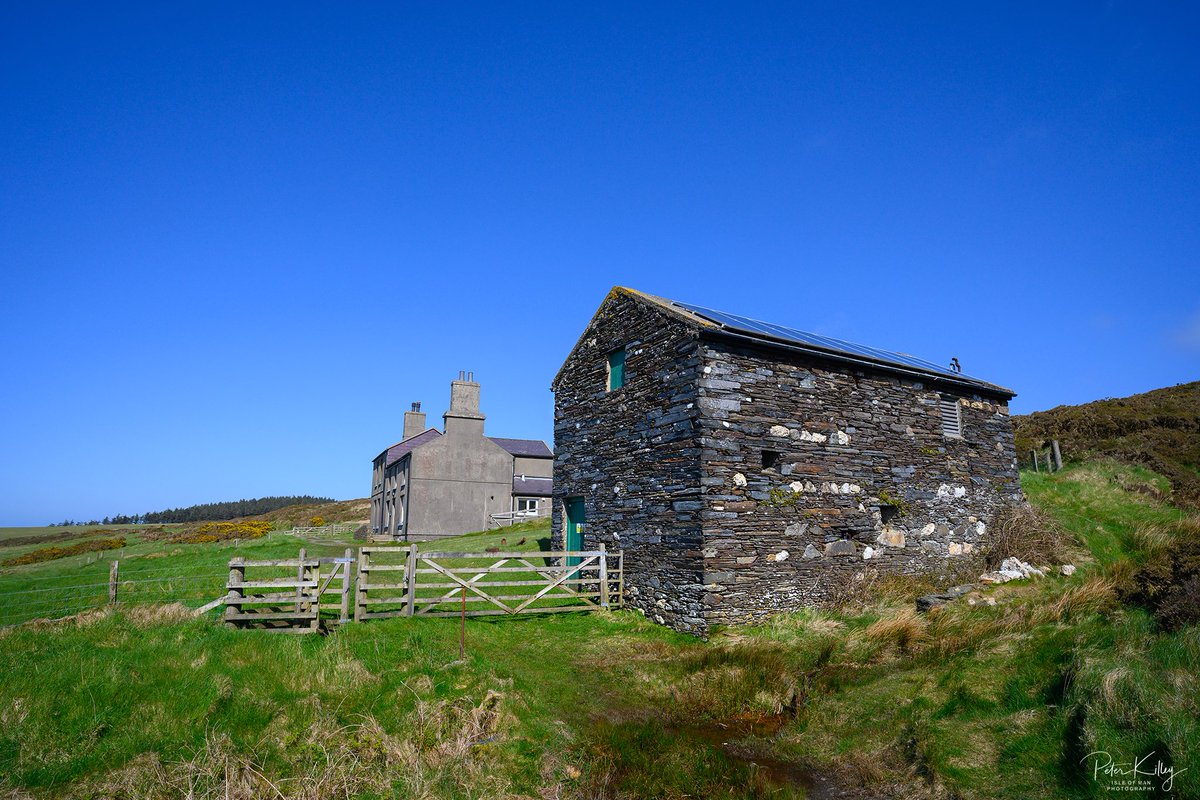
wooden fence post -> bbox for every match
[1030,450,1039,472]
[340,548,352,624]
[226,557,244,627]
[296,548,306,617]
[405,544,418,617]
[1051,440,1063,472]
[618,550,624,605]
[354,548,366,623]
[309,554,320,632]
[108,560,119,605]
[598,544,609,609]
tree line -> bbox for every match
[50,496,335,527]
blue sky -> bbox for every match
[1,3,1197,525]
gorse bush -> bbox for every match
[2,537,126,566]
[169,520,272,544]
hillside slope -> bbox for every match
[247,497,371,526]
[1014,381,1200,507]
[2,462,1198,799]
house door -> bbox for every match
[565,497,585,567]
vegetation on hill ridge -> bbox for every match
[52,495,338,527]
[1014,381,1200,507]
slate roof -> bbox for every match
[382,428,442,467]
[623,288,1015,398]
[489,437,553,458]
[513,475,554,496]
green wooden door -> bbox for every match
[565,497,585,567]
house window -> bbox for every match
[607,347,626,391]
[761,450,780,470]
[939,395,963,438]
[517,498,539,513]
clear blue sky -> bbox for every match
[2,3,1197,525]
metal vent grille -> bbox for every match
[939,396,962,438]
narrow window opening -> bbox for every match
[607,347,626,391]
[939,394,962,438]
[879,504,900,525]
[761,450,780,470]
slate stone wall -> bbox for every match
[551,291,709,633]
[694,336,1021,627]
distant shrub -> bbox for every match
[169,520,271,545]
[3,537,126,566]
[310,516,325,528]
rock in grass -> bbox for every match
[1061,564,1076,576]
[980,557,1045,584]
[915,584,975,612]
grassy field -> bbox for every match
[0,518,554,627]
[1,464,1197,799]
[1014,380,1200,507]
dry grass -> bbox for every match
[1039,577,1119,624]
[16,603,199,630]
[1128,522,1174,558]
[77,689,517,800]
[862,606,928,657]
[983,504,1072,569]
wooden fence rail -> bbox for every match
[286,524,356,536]
[224,548,353,632]
[354,544,623,622]
[218,545,622,631]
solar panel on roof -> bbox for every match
[672,300,976,381]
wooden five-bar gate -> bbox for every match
[222,545,623,631]
[224,548,354,631]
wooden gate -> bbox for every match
[355,544,623,620]
[225,548,354,632]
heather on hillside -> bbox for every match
[1014,381,1200,507]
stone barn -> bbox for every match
[551,287,1020,635]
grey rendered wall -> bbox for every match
[406,433,513,538]
[513,455,553,478]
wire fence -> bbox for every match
[0,566,230,627]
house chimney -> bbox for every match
[402,401,425,441]
[443,372,484,438]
